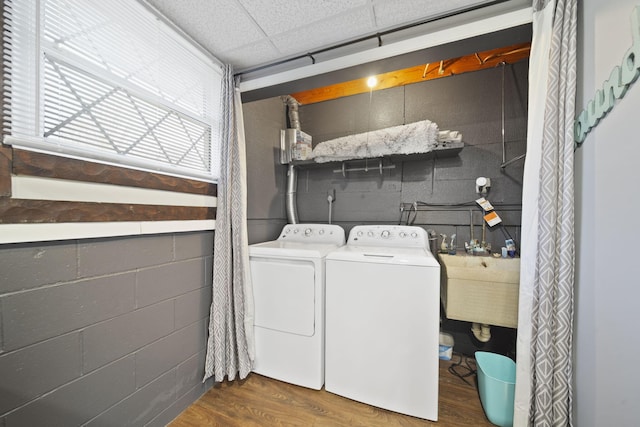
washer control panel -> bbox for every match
[278,224,345,245]
[348,225,429,249]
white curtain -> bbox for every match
[515,0,577,425]
[204,65,255,383]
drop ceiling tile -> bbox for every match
[270,7,374,57]
[237,0,369,36]
[372,0,494,30]
[218,40,282,69]
[148,0,264,53]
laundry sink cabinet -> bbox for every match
[439,254,520,329]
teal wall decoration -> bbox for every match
[574,6,640,146]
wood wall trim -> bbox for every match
[0,146,11,197]
[1,146,218,224]
[12,149,217,196]
[291,42,531,105]
[0,199,215,224]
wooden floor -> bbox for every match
[169,355,493,427]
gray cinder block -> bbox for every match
[0,333,81,414]
[174,231,214,261]
[136,258,206,308]
[134,319,206,388]
[83,369,176,427]
[78,235,173,278]
[4,356,135,427]
[2,273,135,350]
[82,300,174,373]
[0,241,77,293]
[175,287,211,330]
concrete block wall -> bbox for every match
[291,61,526,356]
[243,97,288,244]
[241,62,528,356]
[0,231,214,426]
[296,61,528,255]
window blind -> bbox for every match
[3,0,222,182]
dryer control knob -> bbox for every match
[357,231,364,237]
[367,231,374,237]
[293,228,299,233]
[381,230,390,239]
[319,229,325,235]
[399,232,406,238]
[305,228,312,236]
[411,232,418,238]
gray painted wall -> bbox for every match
[244,97,288,244]
[296,61,528,255]
[244,61,528,356]
[575,0,640,425]
[0,231,214,426]
[297,62,527,356]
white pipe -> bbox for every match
[472,322,492,342]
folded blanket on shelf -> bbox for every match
[310,119,455,163]
[438,130,463,143]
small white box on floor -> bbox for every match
[439,332,454,360]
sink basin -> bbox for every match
[439,254,520,328]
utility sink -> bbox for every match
[439,254,520,329]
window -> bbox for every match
[3,0,222,182]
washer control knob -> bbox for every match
[381,230,390,239]
[293,228,299,234]
[399,231,406,238]
[367,231,374,237]
[319,229,325,235]
[411,232,418,238]
[304,228,312,236]
[357,231,364,237]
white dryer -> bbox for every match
[249,223,345,390]
[325,225,440,421]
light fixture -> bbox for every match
[366,76,378,88]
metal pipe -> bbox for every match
[470,209,474,242]
[283,95,301,224]
[500,153,526,169]
[282,95,300,130]
[286,164,299,224]
[500,62,506,165]
[498,62,526,169]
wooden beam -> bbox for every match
[290,42,531,105]
[1,148,217,224]
[0,145,11,197]
[0,199,215,224]
[12,149,216,196]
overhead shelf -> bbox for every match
[290,141,464,171]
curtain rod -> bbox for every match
[235,0,508,77]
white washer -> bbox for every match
[325,225,441,421]
[249,223,345,390]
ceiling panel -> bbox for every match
[269,8,374,57]
[371,0,493,29]
[236,0,369,36]
[145,0,504,72]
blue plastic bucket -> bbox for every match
[475,352,516,427]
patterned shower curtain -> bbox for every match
[515,0,577,425]
[204,65,254,383]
